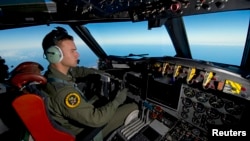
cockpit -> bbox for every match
[0,0,250,141]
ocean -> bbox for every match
[0,45,243,73]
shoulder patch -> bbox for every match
[65,93,81,108]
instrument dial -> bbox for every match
[192,128,201,136]
[221,114,239,125]
[183,87,195,98]
[193,102,206,113]
[209,96,224,108]
[224,102,244,115]
[206,117,215,125]
[195,92,208,103]
[206,108,221,119]
[182,97,193,107]
[192,117,201,125]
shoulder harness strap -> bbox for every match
[47,78,87,101]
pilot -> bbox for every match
[41,26,138,139]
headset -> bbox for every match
[44,27,68,63]
[45,45,63,63]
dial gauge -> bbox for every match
[209,96,224,108]
[183,87,195,98]
[224,102,244,115]
[182,98,193,107]
[193,102,206,113]
[192,128,201,136]
[206,108,221,119]
[221,114,239,125]
[195,92,208,103]
[192,117,201,125]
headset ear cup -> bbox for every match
[45,46,63,63]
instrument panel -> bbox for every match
[145,56,250,100]
[115,56,250,141]
[178,84,246,132]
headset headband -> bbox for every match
[52,27,69,44]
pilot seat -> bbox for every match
[10,62,104,141]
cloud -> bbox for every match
[0,48,42,60]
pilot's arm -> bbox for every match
[55,86,127,127]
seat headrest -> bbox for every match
[11,72,47,89]
[10,62,46,89]
[10,61,44,76]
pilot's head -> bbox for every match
[42,27,79,67]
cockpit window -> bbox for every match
[85,21,176,58]
[0,25,97,72]
[85,9,249,67]
[0,10,249,73]
[184,10,250,66]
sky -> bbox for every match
[0,9,249,70]
[0,10,248,48]
[85,10,250,46]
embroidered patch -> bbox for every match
[65,93,81,108]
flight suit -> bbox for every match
[42,65,138,137]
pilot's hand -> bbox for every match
[114,88,128,105]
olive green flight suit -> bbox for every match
[42,65,138,138]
